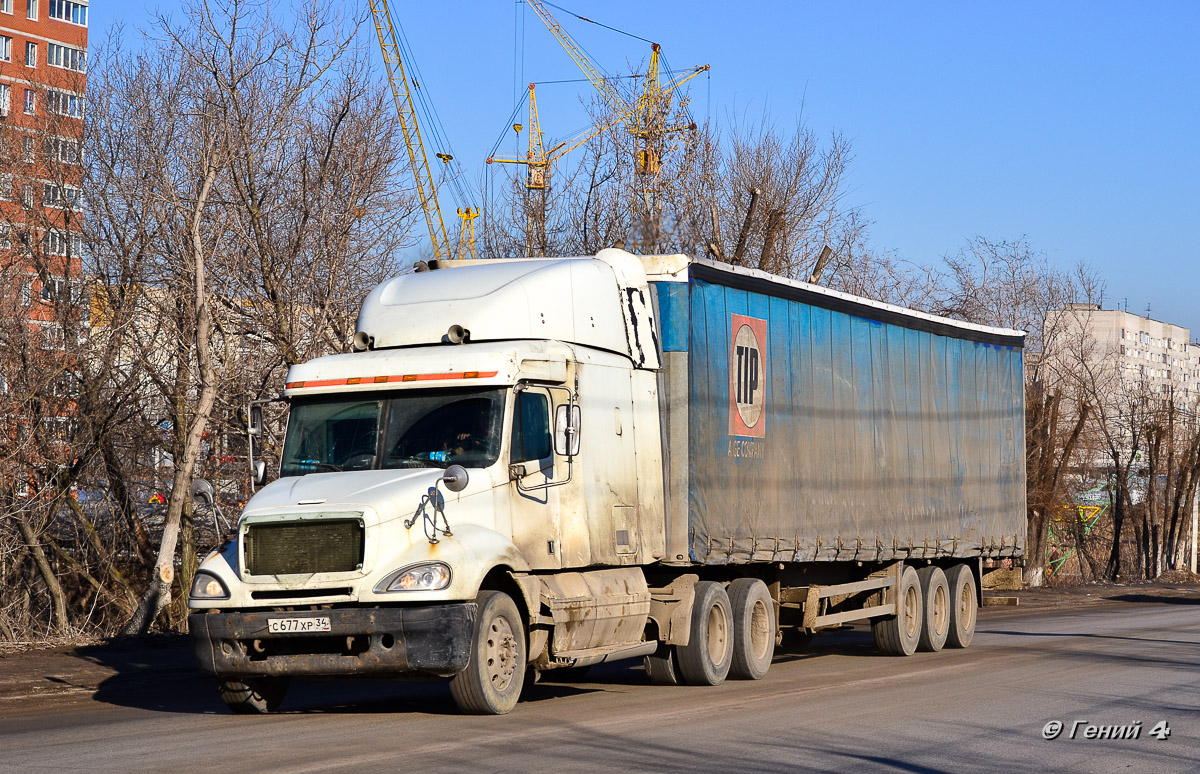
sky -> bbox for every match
[98,1,1200,334]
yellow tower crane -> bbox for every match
[488,67,705,256]
[489,2,707,254]
[523,0,708,195]
[369,0,478,260]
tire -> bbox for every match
[871,565,923,656]
[916,566,950,652]
[676,580,733,686]
[450,590,526,715]
[644,643,684,686]
[945,563,978,649]
[728,578,776,680]
[217,676,289,714]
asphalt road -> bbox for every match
[1,593,1199,773]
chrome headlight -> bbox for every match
[375,562,452,593]
[190,571,230,600]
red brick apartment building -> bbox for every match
[1,0,88,496]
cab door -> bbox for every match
[507,385,561,570]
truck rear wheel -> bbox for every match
[676,581,733,686]
[916,566,950,652]
[217,676,289,714]
[871,565,922,656]
[945,563,978,649]
[644,643,684,686]
[728,578,775,680]
[449,590,526,715]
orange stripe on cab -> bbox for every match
[285,371,499,390]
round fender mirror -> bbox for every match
[442,464,469,493]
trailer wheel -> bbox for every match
[728,578,775,680]
[871,565,923,656]
[945,564,978,649]
[644,643,684,686]
[916,566,950,652]
[449,590,526,715]
[217,676,289,714]
[676,581,733,685]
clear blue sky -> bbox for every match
[99,1,1200,334]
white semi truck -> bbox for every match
[189,249,1026,714]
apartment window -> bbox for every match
[0,224,9,250]
[22,183,34,208]
[46,42,85,72]
[48,0,85,25]
[23,89,35,114]
[0,34,11,61]
[0,83,8,116]
[25,41,36,67]
[46,136,80,164]
[44,183,80,208]
[0,0,11,14]
[22,136,35,162]
[47,89,83,118]
[19,277,32,304]
[26,0,37,20]
[46,229,82,256]
[40,276,77,303]
[42,324,67,350]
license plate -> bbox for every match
[267,616,331,634]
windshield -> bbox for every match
[279,388,506,477]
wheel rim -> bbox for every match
[749,600,771,660]
[485,614,518,692]
[903,585,920,639]
[932,584,949,636]
[706,603,728,664]
[958,580,976,631]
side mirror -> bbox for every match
[441,464,469,493]
[189,478,216,507]
[248,404,264,437]
[252,460,266,486]
[554,404,581,457]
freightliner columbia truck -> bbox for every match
[188,249,1026,714]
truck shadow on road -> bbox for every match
[78,627,888,716]
[78,635,616,715]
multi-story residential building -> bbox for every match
[1045,304,1200,407]
[1,0,88,497]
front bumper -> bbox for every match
[189,604,476,678]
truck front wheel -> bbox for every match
[217,676,289,714]
[676,581,733,686]
[450,590,526,715]
[945,563,978,649]
[728,578,775,680]
[871,564,923,656]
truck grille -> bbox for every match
[244,519,364,576]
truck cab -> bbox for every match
[189,249,668,714]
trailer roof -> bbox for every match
[644,254,1026,348]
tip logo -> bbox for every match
[729,314,767,438]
